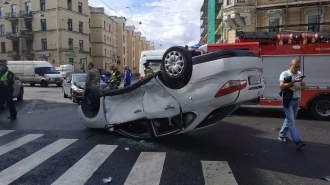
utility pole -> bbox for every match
[207,0,215,43]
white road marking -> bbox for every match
[201,161,238,185]
[0,134,44,156]
[124,152,166,185]
[51,144,118,185]
[0,130,15,137]
[0,139,77,185]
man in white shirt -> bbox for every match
[278,58,306,148]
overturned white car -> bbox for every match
[77,46,265,139]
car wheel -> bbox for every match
[40,80,48,87]
[83,87,100,111]
[63,88,68,98]
[17,88,23,101]
[310,96,330,121]
[30,83,35,87]
[161,46,193,89]
[56,84,62,87]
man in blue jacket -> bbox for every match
[123,65,131,88]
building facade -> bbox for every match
[0,0,154,74]
[200,0,330,44]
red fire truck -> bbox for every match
[199,31,330,121]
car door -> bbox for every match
[64,75,72,95]
[23,64,34,83]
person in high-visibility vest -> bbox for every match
[109,64,122,88]
[0,60,17,119]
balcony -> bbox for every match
[21,49,34,57]
[19,10,33,19]
[6,32,20,40]
[20,30,34,38]
[5,13,19,21]
[7,51,20,57]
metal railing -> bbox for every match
[19,10,33,18]
[21,49,34,56]
[5,13,19,19]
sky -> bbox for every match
[88,0,204,50]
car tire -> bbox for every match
[63,88,68,98]
[161,46,193,89]
[310,96,330,121]
[83,87,100,111]
[56,84,62,87]
[40,80,48,87]
[17,88,23,101]
[30,83,35,87]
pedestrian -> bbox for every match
[143,62,153,78]
[278,58,306,148]
[0,60,17,119]
[123,65,131,88]
[109,64,122,88]
[85,62,105,92]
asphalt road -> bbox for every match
[0,84,329,185]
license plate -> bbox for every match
[248,75,261,85]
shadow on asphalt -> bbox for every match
[231,106,318,121]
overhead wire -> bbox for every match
[113,0,179,9]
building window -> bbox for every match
[25,2,31,13]
[124,58,126,66]
[12,23,18,33]
[41,39,47,49]
[269,18,280,32]
[26,40,33,50]
[79,40,83,51]
[11,4,17,14]
[308,15,320,32]
[1,42,6,53]
[40,0,45,11]
[237,0,245,2]
[67,0,72,10]
[227,0,232,5]
[12,41,19,51]
[110,38,111,45]
[104,35,106,43]
[26,21,32,31]
[79,21,83,33]
[78,2,82,13]
[0,7,4,17]
[109,24,111,32]
[89,33,91,42]
[123,23,124,31]
[68,38,73,49]
[69,58,74,65]
[123,46,125,54]
[89,47,91,56]
[104,49,106,56]
[68,19,72,31]
[133,51,134,57]
[41,19,46,31]
[104,21,105,29]
[123,35,125,43]
[0,25,4,35]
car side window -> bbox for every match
[35,68,43,76]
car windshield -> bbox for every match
[73,74,87,82]
[39,67,58,74]
[146,60,162,72]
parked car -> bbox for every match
[62,72,86,103]
[77,46,265,139]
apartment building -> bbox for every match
[133,31,142,74]
[0,0,90,70]
[0,0,155,73]
[89,6,117,70]
[200,0,330,43]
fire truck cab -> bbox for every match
[199,31,330,121]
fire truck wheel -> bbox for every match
[161,46,193,89]
[310,96,330,121]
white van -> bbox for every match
[55,64,75,79]
[7,61,64,87]
[139,49,166,80]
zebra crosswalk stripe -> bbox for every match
[201,161,238,185]
[0,139,77,185]
[0,134,44,156]
[51,144,118,185]
[124,152,166,185]
[0,130,15,137]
